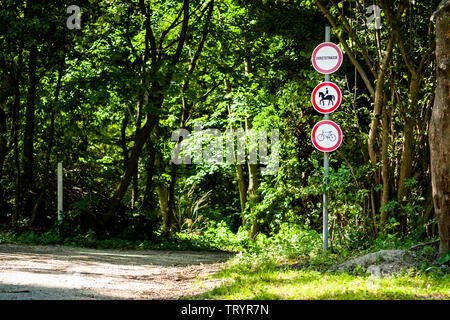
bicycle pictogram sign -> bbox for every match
[311,120,342,152]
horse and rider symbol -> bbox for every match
[311,81,341,114]
[318,87,335,106]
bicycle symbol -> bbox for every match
[317,130,336,142]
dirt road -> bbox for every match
[0,244,233,300]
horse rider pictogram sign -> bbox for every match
[311,81,342,114]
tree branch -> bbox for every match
[171,0,190,68]
[182,1,214,92]
[139,0,157,64]
[330,0,377,77]
[313,0,375,98]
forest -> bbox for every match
[0,0,449,300]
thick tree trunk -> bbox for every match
[104,112,159,224]
[429,0,450,255]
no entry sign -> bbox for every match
[311,81,342,114]
[311,42,343,74]
[311,120,343,152]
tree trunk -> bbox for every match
[104,112,159,224]
[142,139,157,212]
[224,76,247,221]
[243,56,260,239]
[105,0,190,222]
[158,183,170,231]
[12,79,22,225]
[7,34,25,225]
[248,161,259,239]
[246,118,259,239]
[31,48,65,225]
[429,0,450,255]
[166,92,192,232]
[368,36,394,169]
[0,106,6,218]
[120,112,129,171]
[0,106,6,180]
[367,36,394,224]
[131,173,138,209]
[380,93,390,224]
[397,78,421,203]
[153,133,171,231]
[131,98,143,210]
[22,43,38,215]
[236,164,247,219]
[166,1,213,231]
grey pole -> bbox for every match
[57,162,63,223]
[323,26,330,252]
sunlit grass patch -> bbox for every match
[195,264,450,300]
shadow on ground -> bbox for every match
[0,244,234,300]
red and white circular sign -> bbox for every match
[311,120,343,152]
[311,42,343,74]
[311,81,342,114]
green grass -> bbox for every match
[193,262,450,300]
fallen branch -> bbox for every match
[410,240,440,250]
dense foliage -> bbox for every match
[0,0,447,258]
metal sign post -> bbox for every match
[310,26,343,252]
[323,26,330,252]
[57,162,63,223]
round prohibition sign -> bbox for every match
[311,81,342,114]
[311,120,343,152]
[311,42,343,74]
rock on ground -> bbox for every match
[332,249,421,277]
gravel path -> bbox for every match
[0,244,233,300]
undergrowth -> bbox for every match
[1,220,446,272]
